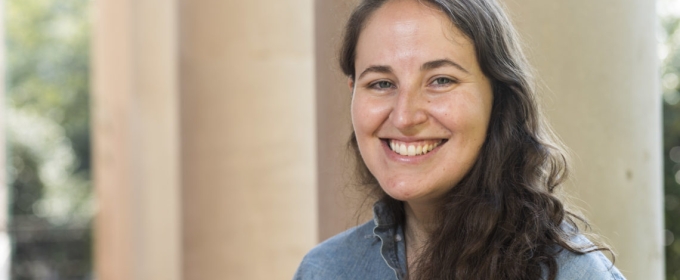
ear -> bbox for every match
[347,77,355,92]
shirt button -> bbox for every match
[395,234,402,242]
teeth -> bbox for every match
[389,139,444,156]
[407,145,416,156]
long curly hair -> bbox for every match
[339,0,611,279]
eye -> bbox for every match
[431,77,455,86]
[369,80,395,90]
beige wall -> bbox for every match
[315,0,366,241]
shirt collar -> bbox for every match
[372,199,397,227]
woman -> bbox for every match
[295,0,626,279]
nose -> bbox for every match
[390,86,428,133]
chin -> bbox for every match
[378,180,426,202]
[377,175,459,204]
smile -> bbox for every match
[386,139,446,156]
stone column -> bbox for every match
[92,0,181,279]
[94,0,316,279]
[502,0,663,279]
[179,1,316,279]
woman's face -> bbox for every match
[351,0,493,206]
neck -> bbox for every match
[403,200,440,273]
[404,200,439,241]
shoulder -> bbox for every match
[300,220,377,264]
[293,220,391,280]
[553,234,626,280]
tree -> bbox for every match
[6,0,92,278]
[660,1,680,279]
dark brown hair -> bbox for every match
[340,0,611,279]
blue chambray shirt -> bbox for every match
[294,201,626,280]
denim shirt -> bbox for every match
[294,201,626,280]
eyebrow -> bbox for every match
[421,59,469,73]
[358,65,393,79]
[357,59,469,80]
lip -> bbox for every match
[381,138,446,164]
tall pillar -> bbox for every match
[503,0,663,278]
[92,0,181,279]
[179,1,316,279]
[94,0,316,279]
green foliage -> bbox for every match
[661,4,680,280]
[6,0,92,278]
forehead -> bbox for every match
[355,0,478,73]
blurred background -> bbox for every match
[661,0,680,277]
[6,0,91,279]
[0,0,676,279]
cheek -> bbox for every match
[428,96,464,128]
[431,92,491,130]
[350,95,364,131]
[351,94,391,134]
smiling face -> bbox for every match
[351,0,494,206]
